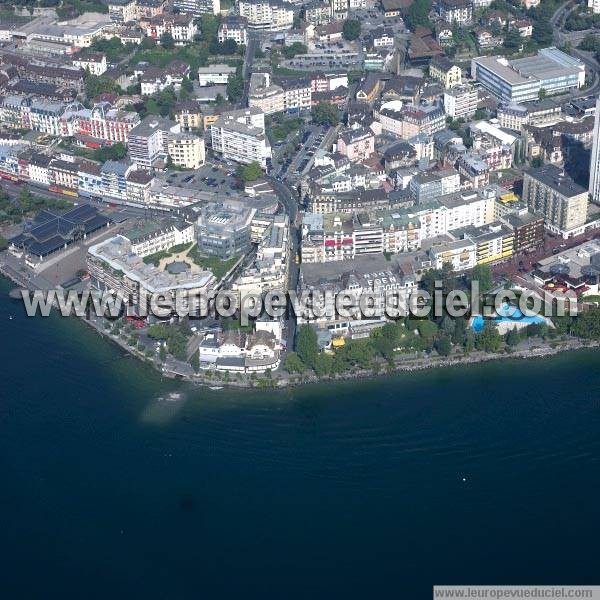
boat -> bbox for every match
[209,386,223,391]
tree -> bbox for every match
[200,14,219,43]
[0,235,7,252]
[311,103,340,126]
[435,335,452,356]
[296,325,318,369]
[314,353,334,376]
[284,352,306,373]
[532,21,553,46]
[475,321,503,353]
[85,73,119,99]
[237,161,263,182]
[538,88,548,100]
[469,264,494,293]
[404,0,433,30]
[505,327,520,347]
[342,19,361,41]
[227,74,244,103]
[531,156,544,168]
[160,32,175,49]
[283,42,308,59]
[190,349,200,373]
[504,29,522,51]
[140,36,156,50]
[95,142,127,162]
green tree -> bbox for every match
[505,327,520,347]
[85,73,119,98]
[342,19,361,41]
[404,0,433,30]
[296,325,318,369]
[533,21,553,46]
[469,264,494,293]
[227,74,244,103]
[311,103,340,126]
[0,235,7,251]
[538,88,548,100]
[237,161,263,182]
[200,14,219,43]
[435,335,452,356]
[283,42,308,58]
[284,352,306,373]
[452,317,466,345]
[314,353,334,376]
[504,29,522,51]
[160,32,175,49]
[475,321,503,353]
[190,349,200,373]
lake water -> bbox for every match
[1,277,599,599]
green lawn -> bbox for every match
[187,245,240,279]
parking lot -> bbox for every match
[163,162,240,195]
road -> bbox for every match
[266,175,300,351]
[238,33,259,108]
[550,0,600,98]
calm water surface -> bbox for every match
[1,277,599,599]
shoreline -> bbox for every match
[2,269,598,389]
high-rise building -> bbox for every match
[589,97,600,204]
[523,164,588,238]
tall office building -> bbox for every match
[589,96,600,204]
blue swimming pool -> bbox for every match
[471,304,547,332]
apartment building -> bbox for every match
[429,55,462,89]
[70,101,140,144]
[167,132,205,170]
[409,168,461,203]
[438,0,472,24]
[173,0,220,16]
[218,16,248,45]
[238,0,295,31]
[336,128,375,162]
[523,164,588,238]
[142,14,197,44]
[173,101,203,131]
[128,116,174,169]
[72,52,107,76]
[443,84,478,119]
[122,219,195,257]
[108,0,137,23]
[210,107,271,167]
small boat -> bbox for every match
[209,386,223,391]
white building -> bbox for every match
[443,84,479,119]
[472,48,585,103]
[218,16,248,45]
[167,132,205,170]
[72,52,107,75]
[210,107,272,167]
[238,0,295,31]
[248,72,311,115]
[589,96,600,204]
[197,64,236,86]
[172,0,220,17]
